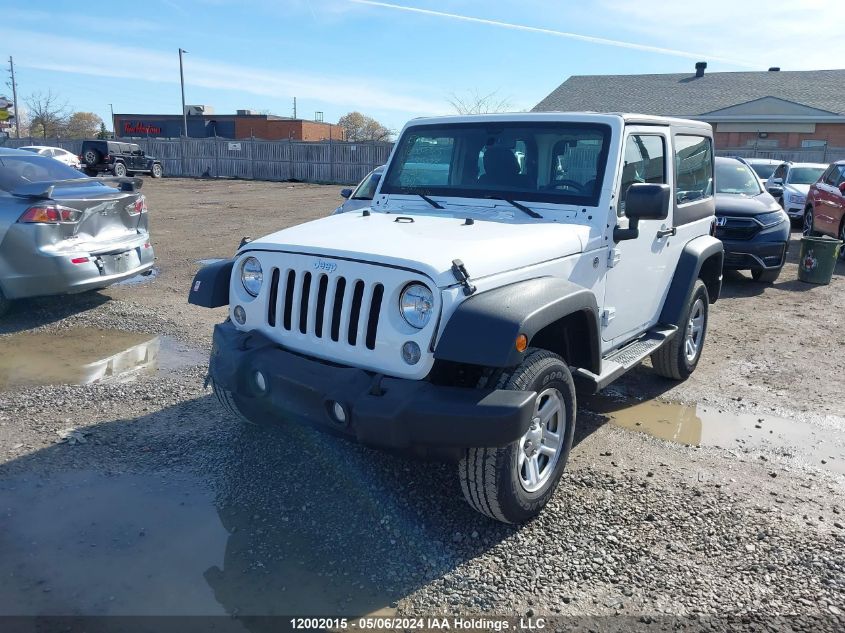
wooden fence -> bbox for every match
[2,137,394,185]
[715,146,845,163]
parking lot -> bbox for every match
[1,178,844,627]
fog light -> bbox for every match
[254,371,267,393]
[332,402,347,424]
[233,305,246,325]
[401,341,421,365]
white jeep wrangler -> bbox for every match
[190,113,723,524]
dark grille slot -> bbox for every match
[299,272,312,334]
[314,274,328,338]
[267,268,280,326]
[347,280,365,345]
[365,284,384,350]
[330,277,346,342]
[283,270,295,330]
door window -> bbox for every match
[618,135,665,216]
[772,163,787,181]
[674,135,713,204]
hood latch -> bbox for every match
[451,259,477,296]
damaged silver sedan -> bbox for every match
[0,147,155,317]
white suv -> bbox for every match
[190,113,723,523]
[765,161,828,220]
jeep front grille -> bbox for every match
[267,267,385,350]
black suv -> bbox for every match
[81,140,163,178]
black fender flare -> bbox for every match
[660,235,723,326]
[434,277,601,372]
[188,259,234,308]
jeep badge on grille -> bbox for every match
[313,260,337,273]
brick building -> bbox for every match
[533,66,845,153]
[114,109,345,141]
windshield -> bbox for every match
[351,169,382,200]
[381,122,611,206]
[715,160,762,195]
[0,154,89,193]
[787,166,825,185]
[749,163,777,179]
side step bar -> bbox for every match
[573,325,678,392]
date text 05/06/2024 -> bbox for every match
[289,617,548,630]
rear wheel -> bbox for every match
[113,162,127,178]
[151,163,163,178]
[458,348,576,524]
[839,221,845,260]
[751,267,782,283]
[651,279,709,380]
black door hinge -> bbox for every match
[451,259,477,296]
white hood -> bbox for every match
[785,183,810,197]
[245,211,587,287]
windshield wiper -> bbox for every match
[485,195,543,219]
[418,193,444,209]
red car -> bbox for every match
[805,160,845,256]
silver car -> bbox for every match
[332,165,384,214]
[0,148,155,317]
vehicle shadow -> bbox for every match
[0,393,519,622]
[0,291,111,335]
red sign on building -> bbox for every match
[123,121,162,136]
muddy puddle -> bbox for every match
[587,396,845,474]
[0,328,206,389]
[0,470,397,616]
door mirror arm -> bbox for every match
[613,183,671,242]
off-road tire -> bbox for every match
[211,378,267,427]
[0,288,11,319]
[112,162,127,178]
[751,267,782,283]
[651,279,709,380]
[151,163,163,178]
[83,149,101,166]
[459,348,576,524]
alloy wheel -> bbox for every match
[685,298,705,363]
[517,387,565,493]
[803,210,814,237]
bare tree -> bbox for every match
[25,90,69,139]
[448,89,513,115]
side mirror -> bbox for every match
[839,182,845,195]
[340,188,353,199]
[770,177,783,185]
[767,186,784,197]
[614,183,671,242]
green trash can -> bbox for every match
[797,236,842,285]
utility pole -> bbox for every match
[179,48,188,137]
[108,103,114,138]
[8,56,19,138]
[293,97,297,119]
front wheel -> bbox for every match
[211,378,269,427]
[651,279,709,380]
[459,349,576,524]
[113,162,127,178]
[803,207,816,237]
[151,163,163,178]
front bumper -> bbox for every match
[722,239,788,270]
[784,203,805,218]
[209,322,537,452]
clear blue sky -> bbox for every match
[2,0,841,134]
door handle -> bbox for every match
[656,227,677,238]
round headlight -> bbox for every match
[240,257,263,297]
[399,283,434,329]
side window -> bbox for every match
[773,164,787,181]
[618,134,665,215]
[821,166,837,185]
[834,166,845,186]
[674,135,713,204]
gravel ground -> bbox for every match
[0,178,843,629]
